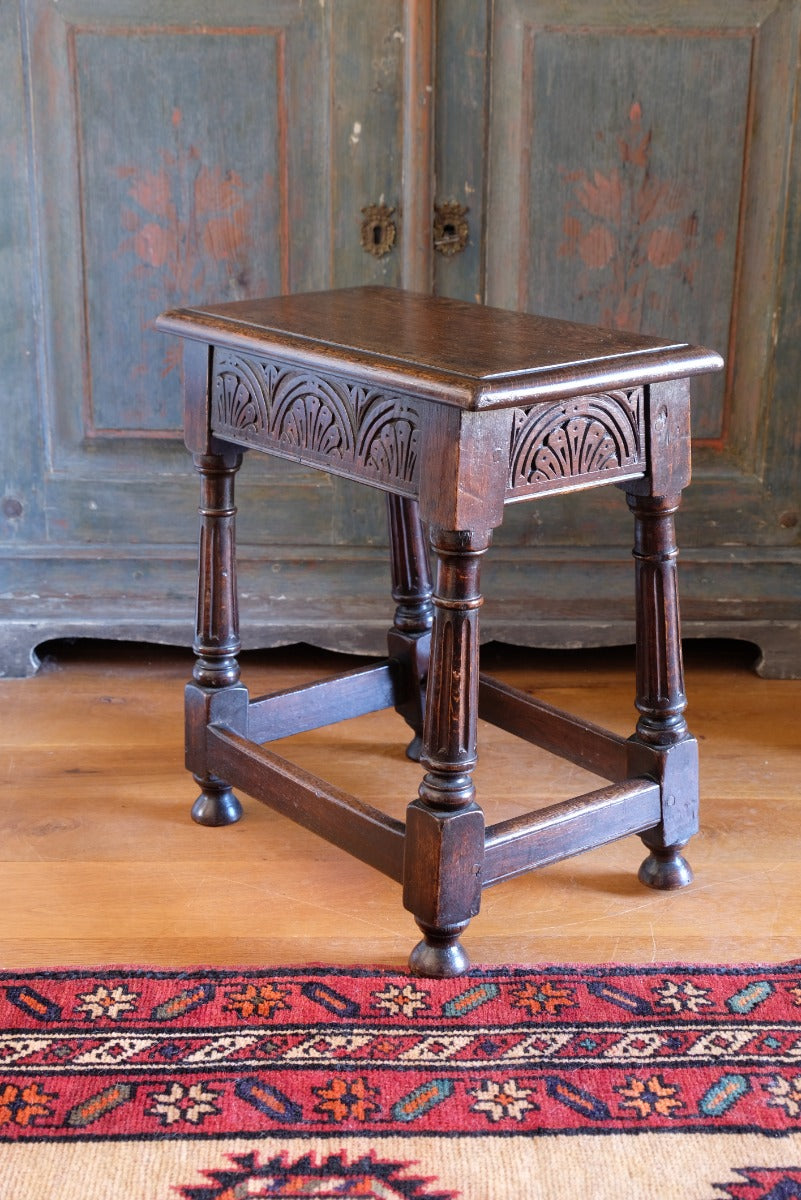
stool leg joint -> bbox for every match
[403,799,484,978]
[185,682,249,826]
[629,735,698,889]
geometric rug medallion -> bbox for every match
[2,964,801,1198]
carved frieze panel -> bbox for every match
[507,388,645,499]
[211,349,421,495]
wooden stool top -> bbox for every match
[159,287,724,529]
[157,286,723,410]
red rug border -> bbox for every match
[3,961,801,1145]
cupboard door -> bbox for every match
[2,1,416,675]
[477,0,801,673]
[5,0,799,677]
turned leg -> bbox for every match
[386,495,434,761]
[627,491,697,889]
[188,448,245,827]
[403,528,489,977]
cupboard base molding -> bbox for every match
[2,549,799,678]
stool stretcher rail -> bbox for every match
[478,674,630,781]
[482,778,662,887]
[246,662,398,743]
[207,724,406,883]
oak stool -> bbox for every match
[157,288,723,977]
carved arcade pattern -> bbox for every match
[211,350,421,494]
[507,387,645,497]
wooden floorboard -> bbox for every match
[0,638,798,969]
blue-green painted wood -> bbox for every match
[2,0,800,677]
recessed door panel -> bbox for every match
[487,0,800,550]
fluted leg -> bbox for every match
[628,492,697,889]
[386,495,433,761]
[188,449,244,826]
[403,528,489,977]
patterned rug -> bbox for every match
[3,965,801,1198]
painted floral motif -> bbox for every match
[654,979,713,1014]
[615,1073,683,1118]
[0,1082,56,1127]
[75,985,139,1021]
[147,1081,220,1127]
[118,108,260,378]
[509,980,577,1016]
[469,1078,537,1123]
[558,101,701,330]
[224,982,290,1021]
[372,983,430,1018]
[313,1076,380,1123]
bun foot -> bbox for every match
[638,846,693,890]
[191,781,243,827]
[405,733,424,762]
[408,923,470,978]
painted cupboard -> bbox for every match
[2,0,799,676]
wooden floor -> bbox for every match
[1,637,798,970]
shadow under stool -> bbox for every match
[156,287,723,978]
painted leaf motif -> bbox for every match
[127,168,176,223]
[575,169,623,222]
[578,224,615,269]
[133,222,172,269]
[557,101,706,330]
[647,227,685,269]
[117,135,257,379]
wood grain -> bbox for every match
[157,287,721,410]
[1,639,798,968]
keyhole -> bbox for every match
[360,204,396,257]
[433,202,469,256]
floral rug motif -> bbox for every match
[3,964,801,1198]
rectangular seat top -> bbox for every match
[157,287,723,410]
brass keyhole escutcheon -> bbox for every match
[360,204,397,258]
[434,202,469,256]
